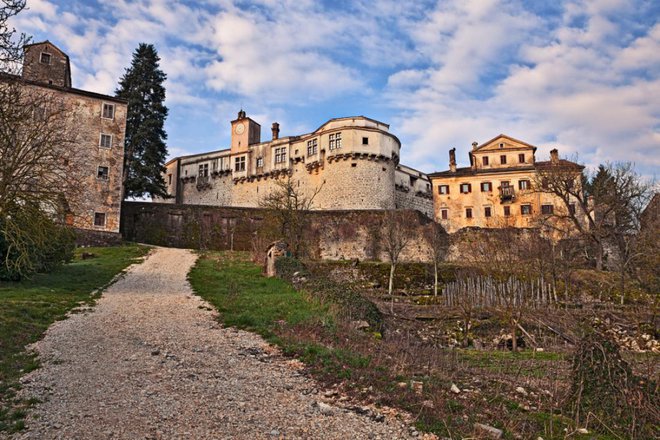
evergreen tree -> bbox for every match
[116,43,168,199]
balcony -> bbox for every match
[499,185,515,202]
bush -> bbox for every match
[275,257,383,330]
[567,329,659,438]
[0,207,76,280]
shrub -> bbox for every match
[0,207,76,280]
[275,257,383,330]
[567,328,659,438]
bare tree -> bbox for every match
[423,221,449,296]
[381,210,416,313]
[536,160,651,272]
[0,82,87,278]
[259,176,322,258]
[0,0,28,73]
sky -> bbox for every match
[12,0,660,178]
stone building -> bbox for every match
[428,134,584,233]
[13,41,127,233]
[159,112,433,217]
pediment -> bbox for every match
[475,134,537,153]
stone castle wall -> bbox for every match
[121,202,436,262]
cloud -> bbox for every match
[384,0,660,177]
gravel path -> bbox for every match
[11,247,414,440]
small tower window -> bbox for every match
[40,52,51,64]
[94,212,106,227]
[97,166,109,180]
[362,137,369,145]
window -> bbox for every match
[499,143,504,148]
[485,207,492,218]
[199,163,209,177]
[518,153,525,163]
[541,204,554,215]
[362,137,369,145]
[212,159,218,171]
[274,147,287,164]
[94,212,106,227]
[541,177,549,189]
[40,52,51,64]
[518,179,530,190]
[168,174,172,185]
[256,157,264,168]
[351,163,357,167]
[569,203,576,215]
[234,156,246,172]
[482,156,489,166]
[97,166,109,180]
[501,180,510,187]
[102,103,115,119]
[503,206,511,216]
[441,209,448,220]
[466,208,473,219]
[460,183,471,194]
[480,182,492,192]
[500,155,507,165]
[307,139,318,156]
[329,132,342,150]
[438,185,450,195]
[521,204,532,215]
[99,134,112,148]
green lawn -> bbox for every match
[0,243,148,432]
[187,252,330,340]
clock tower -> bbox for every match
[231,109,261,155]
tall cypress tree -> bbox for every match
[116,43,168,199]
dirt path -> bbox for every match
[12,247,413,440]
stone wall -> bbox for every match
[74,228,123,247]
[121,202,436,262]
[394,188,434,218]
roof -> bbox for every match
[164,148,231,167]
[428,159,584,178]
[313,115,390,133]
[23,40,72,88]
[0,72,128,104]
[474,133,539,152]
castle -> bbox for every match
[429,134,584,233]
[158,111,434,217]
[9,41,127,233]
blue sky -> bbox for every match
[13,0,660,177]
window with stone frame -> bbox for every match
[503,206,511,216]
[521,204,532,215]
[40,52,51,64]
[465,207,473,218]
[274,147,287,164]
[518,153,525,163]
[256,157,264,168]
[500,154,507,165]
[438,185,450,195]
[97,166,109,180]
[307,139,318,156]
[441,209,448,220]
[484,206,492,217]
[460,183,472,193]
[480,181,492,192]
[102,103,115,119]
[99,134,112,148]
[482,156,489,166]
[329,132,342,150]
[541,204,554,215]
[234,156,246,172]
[94,212,106,227]
[199,163,209,177]
[362,137,369,145]
[518,179,531,190]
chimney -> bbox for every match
[472,141,478,150]
[271,122,280,140]
[449,148,456,173]
[550,148,559,164]
[237,109,246,119]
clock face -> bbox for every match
[235,123,245,135]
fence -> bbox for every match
[443,275,557,309]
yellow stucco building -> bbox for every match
[428,134,584,233]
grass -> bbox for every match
[0,243,149,433]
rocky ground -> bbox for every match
[9,247,415,440]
